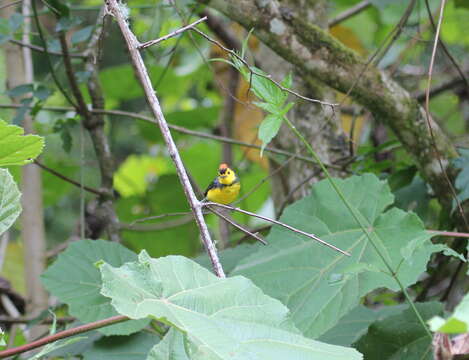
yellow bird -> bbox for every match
[203,163,241,204]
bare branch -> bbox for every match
[203,202,351,256]
[139,16,207,49]
[190,27,338,107]
[0,0,22,10]
[0,103,343,169]
[0,315,128,359]
[328,0,371,27]
[423,0,469,230]
[120,215,194,231]
[206,205,267,245]
[34,160,104,196]
[104,0,225,277]
[9,39,86,58]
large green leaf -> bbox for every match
[318,305,405,347]
[428,292,469,334]
[100,253,362,360]
[83,332,158,360]
[231,174,442,338]
[0,169,21,236]
[147,329,189,360]
[355,302,442,360]
[0,120,44,166]
[41,240,149,336]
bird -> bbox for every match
[203,163,240,204]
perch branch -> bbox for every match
[204,202,350,256]
[206,205,267,245]
[104,0,225,277]
[139,16,207,49]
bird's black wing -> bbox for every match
[204,178,221,197]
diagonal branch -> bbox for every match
[139,16,207,49]
[104,0,225,277]
[0,315,128,359]
[203,202,350,256]
[328,0,371,27]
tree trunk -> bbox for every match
[1,0,48,338]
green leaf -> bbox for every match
[252,101,278,114]
[318,305,405,347]
[28,337,87,360]
[231,174,442,338]
[240,28,255,59]
[7,84,33,98]
[43,0,70,18]
[55,16,82,31]
[250,69,287,106]
[147,329,188,360]
[41,240,149,336]
[0,169,21,236]
[113,155,172,197]
[195,243,257,274]
[258,114,283,155]
[33,85,52,101]
[355,302,442,360]
[0,120,44,166]
[455,0,469,8]
[281,72,293,89]
[100,253,362,360]
[8,13,23,32]
[83,332,158,360]
[53,118,77,153]
[428,292,469,334]
[71,25,93,45]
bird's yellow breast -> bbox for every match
[206,182,240,204]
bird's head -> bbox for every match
[217,163,236,184]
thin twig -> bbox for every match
[129,212,193,225]
[204,202,350,256]
[9,39,86,57]
[30,0,77,108]
[0,103,342,169]
[121,214,194,231]
[416,73,468,102]
[339,0,417,107]
[190,27,337,108]
[34,160,103,196]
[0,0,22,10]
[328,0,371,27]
[139,16,207,49]
[424,0,469,93]
[200,10,242,52]
[234,155,295,205]
[206,205,267,245]
[105,0,225,278]
[423,0,469,231]
[0,315,128,359]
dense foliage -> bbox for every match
[0,0,469,359]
